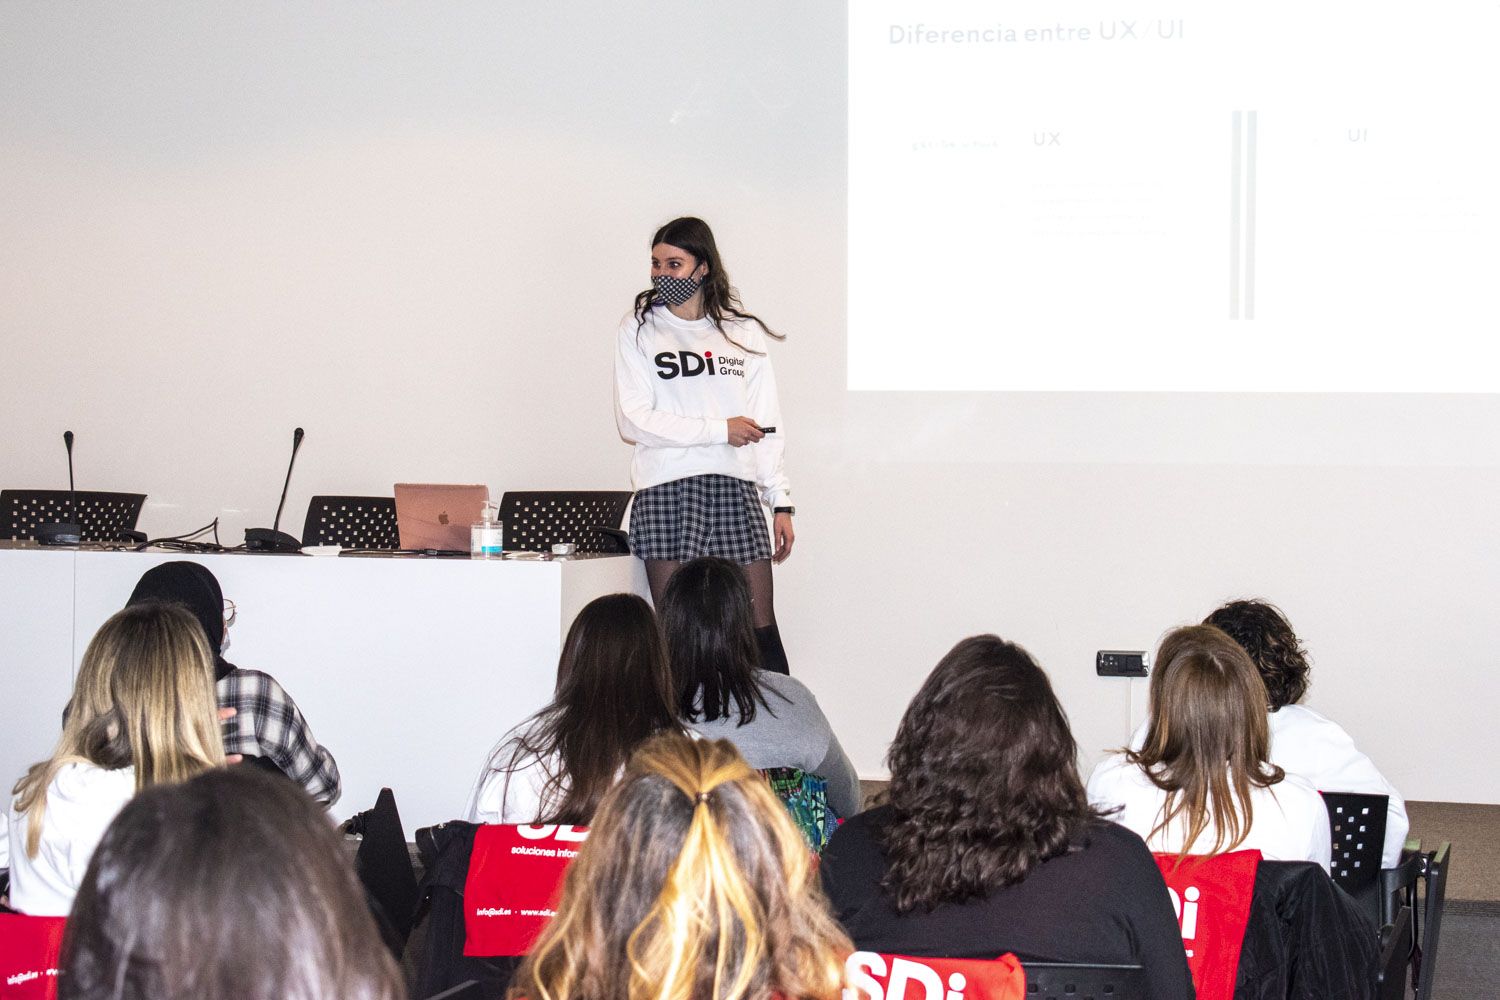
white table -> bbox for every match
[0,543,646,831]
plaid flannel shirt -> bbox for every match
[217,668,341,806]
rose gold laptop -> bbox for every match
[393,483,490,552]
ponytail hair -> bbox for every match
[512,734,848,1000]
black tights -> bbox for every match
[645,558,790,674]
[644,558,773,628]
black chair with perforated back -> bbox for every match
[1322,791,1389,921]
[0,489,146,542]
[1021,962,1145,999]
[300,495,400,549]
[498,491,632,554]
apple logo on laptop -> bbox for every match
[439,512,450,525]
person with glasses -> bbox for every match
[126,561,342,806]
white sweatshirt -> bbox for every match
[7,763,137,915]
[1086,755,1333,871]
[614,307,791,509]
[1127,704,1409,867]
[463,724,562,825]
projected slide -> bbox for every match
[849,1,1500,391]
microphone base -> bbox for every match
[36,522,83,546]
[244,528,303,553]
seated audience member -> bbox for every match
[127,561,342,805]
[660,557,860,819]
[510,733,850,1000]
[819,636,1194,1000]
[1089,624,1332,869]
[466,593,682,824]
[7,603,224,915]
[1205,598,1408,868]
[60,767,405,1000]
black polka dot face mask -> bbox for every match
[652,274,702,306]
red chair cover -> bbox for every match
[462,824,588,957]
[0,914,66,1000]
[844,951,1026,1000]
[1153,850,1262,1000]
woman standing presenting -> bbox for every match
[615,217,795,674]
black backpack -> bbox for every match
[406,821,523,1000]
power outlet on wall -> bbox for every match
[1096,650,1148,677]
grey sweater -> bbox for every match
[688,672,862,819]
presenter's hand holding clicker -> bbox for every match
[773,512,795,563]
[726,416,765,447]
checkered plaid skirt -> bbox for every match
[628,474,772,563]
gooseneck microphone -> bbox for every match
[63,429,77,525]
[244,427,306,553]
[272,426,305,532]
[36,431,84,546]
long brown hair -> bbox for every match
[632,216,783,352]
[1127,624,1285,858]
[512,734,849,1000]
[880,635,1102,912]
[60,767,405,1000]
[11,603,224,858]
[490,594,681,824]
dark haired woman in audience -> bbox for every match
[511,734,849,1000]
[7,603,224,915]
[465,593,682,824]
[1205,598,1407,867]
[819,635,1193,1000]
[615,216,796,674]
[127,560,341,805]
[60,767,405,1000]
[659,557,860,819]
[1090,624,1331,867]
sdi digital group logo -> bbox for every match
[655,350,747,379]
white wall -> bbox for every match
[3,2,1496,803]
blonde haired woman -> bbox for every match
[6,602,225,914]
[1087,624,1331,869]
[511,733,850,1000]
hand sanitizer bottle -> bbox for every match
[470,502,503,559]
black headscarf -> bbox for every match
[126,561,236,681]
